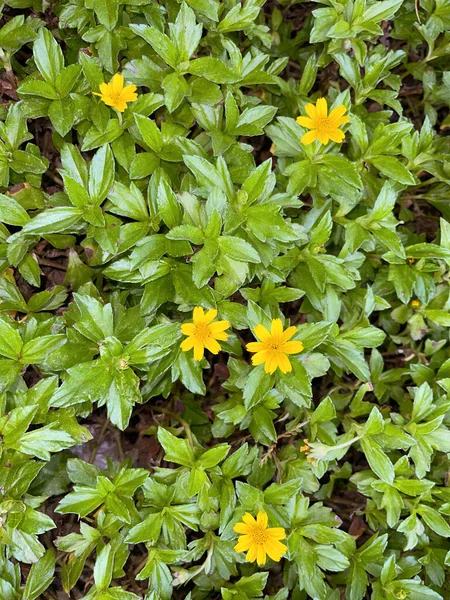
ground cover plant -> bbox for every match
[0,0,450,598]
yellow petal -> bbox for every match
[251,350,270,366]
[193,306,205,323]
[180,337,194,352]
[282,340,304,355]
[209,320,230,333]
[99,82,110,95]
[242,513,257,526]
[234,534,253,552]
[304,103,317,119]
[267,527,286,541]
[256,545,267,565]
[253,324,271,342]
[114,101,128,112]
[211,331,228,341]
[111,73,124,94]
[328,129,346,143]
[301,130,318,145]
[122,83,137,95]
[264,353,278,374]
[317,130,330,145]
[101,96,117,107]
[233,522,252,534]
[296,116,315,129]
[193,342,204,361]
[265,539,287,562]
[281,325,296,343]
[271,319,283,337]
[333,115,350,127]
[277,353,292,374]
[246,545,257,563]
[181,323,196,335]
[203,337,221,354]
[328,104,347,121]
[204,308,218,323]
[246,341,266,353]
[315,97,328,118]
[256,511,268,528]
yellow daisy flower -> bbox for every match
[180,306,230,361]
[296,97,349,145]
[93,73,138,112]
[410,299,421,309]
[246,318,304,375]
[234,511,287,565]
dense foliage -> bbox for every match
[1,0,450,598]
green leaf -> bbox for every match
[243,364,273,409]
[157,427,195,467]
[0,318,22,359]
[33,28,64,83]
[360,436,395,484]
[371,156,416,185]
[23,549,55,600]
[188,58,240,83]
[219,236,260,263]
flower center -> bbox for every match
[195,322,211,342]
[268,336,283,352]
[315,116,331,131]
[251,526,269,545]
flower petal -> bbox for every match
[256,545,267,565]
[333,115,350,127]
[251,350,270,366]
[256,511,268,528]
[271,318,283,337]
[209,320,230,333]
[99,82,110,95]
[281,325,296,343]
[264,353,278,374]
[203,337,221,354]
[328,104,347,121]
[317,130,330,145]
[111,73,124,94]
[282,340,304,355]
[212,331,228,341]
[267,527,286,541]
[193,306,205,323]
[246,545,257,563]
[181,323,196,335]
[301,130,318,145]
[204,308,218,323]
[328,128,346,143]
[234,534,253,552]
[114,101,128,112]
[304,103,317,119]
[296,116,315,129]
[233,522,252,534]
[246,342,266,353]
[242,513,257,526]
[193,342,204,361]
[315,97,328,118]
[277,353,292,374]
[253,324,271,342]
[180,337,194,352]
[265,539,287,562]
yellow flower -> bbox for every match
[93,73,138,112]
[234,511,287,565]
[411,299,421,309]
[180,306,230,361]
[246,318,303,374]
[296,97,349,145]
[300,439,317,466]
